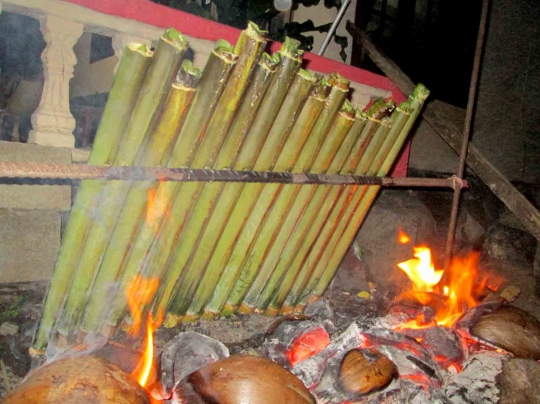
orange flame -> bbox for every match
[125,275,160,336]
[398,228,411,244]
[125,275,163,388]
[146,187,169,233]
[397,247,444,293]
[396,245,501,329]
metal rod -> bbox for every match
[444,0,490,269]
[318,0,351,57]
[0,161,465,188]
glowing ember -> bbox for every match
[125,275,163,389]
[395,231,501,330]
[286,327,331,366]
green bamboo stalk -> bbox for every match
[56,31,188,337]
[278,100,396,313]
[32,43,153,351]
[309,85,430,301]
[140,57,277,318]
[278,112,370,314]
[259,108,367,315]
[79,62,201,334]
[115,23,267,325]
[185,78,333,320]
[94,45,236,331]
[273,108,411,315]
[218,74,350,318]
[240,100,356,314]
[152,39,303,324]
[164,68,318,326]
[104,41,238,328]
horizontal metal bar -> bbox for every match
[0,161,465,189]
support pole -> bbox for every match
[444,0,490,268]
[0,161,463,188]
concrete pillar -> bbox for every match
[29,15,83,148]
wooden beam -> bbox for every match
[346,21,540,242]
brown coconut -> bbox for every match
[471,305,540,360]
[3,355,149,404]
[338,348,397,396]
[186,355,315,404]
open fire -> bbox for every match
[394,231,503,330]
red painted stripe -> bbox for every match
[62,0,409,176]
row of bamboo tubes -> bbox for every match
[33,24,429,352]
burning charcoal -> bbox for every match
[338,348,397,395]
[178,355,316,404]
[358,329,443,388]
[398,327,465,371]
[291,323,363,388]
[263,318,330,367]
[468,305,540,359]
[3,355,149,403]
[159,331,229,398]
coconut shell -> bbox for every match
[187,355,315,404]
[471,305,540,360]
[338,348,397,395]
[3,355,149,404]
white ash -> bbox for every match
[443,352,503,403]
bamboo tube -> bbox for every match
[104,41,238,329]
[33,43,153,351]
[278,112,370,314]
[115,23,266,326]
[79,62,201,334]
[258,108,367,316]
[240,100,356,314]
[279,100,396,313]
[154,38,303,326]
[272,108,411,315]
[94,44,236,331]
[152,39,303,324]
[56,31,188,336]
[164,68,318,326]
[139,56,277,319]
[219,75,350,318]
[188,78,333,320]
[309,85,430,302]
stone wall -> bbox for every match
[0,141,71,283]
[408,0,540,181]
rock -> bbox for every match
[331,245,369,293]
[0,209,61,282]
[460,211,486,243]
[354,190,437,292]
[0,322,18,336]
[482,224,537,265]
[498,358,540,404]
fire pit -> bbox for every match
[4,229,540,403]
